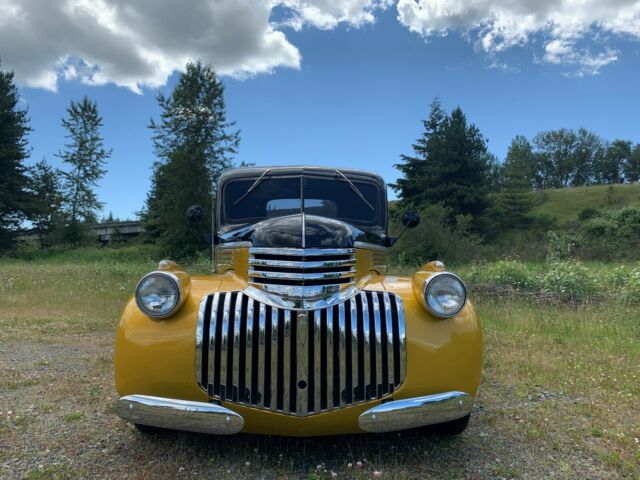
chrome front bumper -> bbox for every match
[116,395,244,435]
[358,391,473,433]
[116,391,472,435]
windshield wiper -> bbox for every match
[233,169,272,205]
[335,170,375,211]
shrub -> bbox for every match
[465,260,537,290]
[541,262,597,296]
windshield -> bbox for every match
[222,175,383,227]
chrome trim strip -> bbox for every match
[232,292,243,400]
[216,241,252,249]
[219,293,231,398]
[283,309,292,413]
[360,292,371,398]
[270,307,279,410]
[371,293,383,397]
[397,296,407,382]
[326,306,334,410]
[250,248,355,256]
[195,296,207,384]
[313,310,322,412]
[248,270,355,280]
[243,285,359,311]
[248,259,355,269]
[358,392,473,433]
[116,395,243,435]
[337,303,346,409]
[349,297,358,403]
[383,292,394,391]
[296,312,309,415]
[245,296,254,403]
[257,303,266,408]
[208,293,220,392]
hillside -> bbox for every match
[528,182,640,225]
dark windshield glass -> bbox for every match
[222,175,382,226]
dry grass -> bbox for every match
[1,258,638,479]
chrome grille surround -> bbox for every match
[195,291,407,417]
[248,248,355,309]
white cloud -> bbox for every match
[1,0,638,91]
[274,0,391,30]
[0,0,302,92]
[396,0,640,74]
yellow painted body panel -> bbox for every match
[115,256,482,436]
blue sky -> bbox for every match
[8,3,640,220]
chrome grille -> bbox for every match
[248,248,355,301]
[195,291,407,416]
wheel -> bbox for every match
[430,414,471,435]
[134,423,165,434]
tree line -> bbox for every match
[2,55,638,258]
[0,59,240,255]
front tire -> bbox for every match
[430,414,470,435]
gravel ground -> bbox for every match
[0,336,623,480]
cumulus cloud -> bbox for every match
[0,0,303,92]
[274,0,391,30]
[396,0,640,74]
[0,0,638,91]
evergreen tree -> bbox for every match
[143,60,240,257]
[0,59,32,251]
[29,158,62,242]
[393,99,492,219]
[56,96,110,244]
[487,136,534,230]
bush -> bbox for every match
[541,262,597,296]
[464,260,538,290]
[389,204,485,267]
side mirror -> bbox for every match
[186,204,204,224]
[401,211,420,229]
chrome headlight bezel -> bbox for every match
[423,272,467,319]
[135,271,181,319]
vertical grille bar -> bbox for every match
[337,303,346,406]
[282,309,292,413]
[371,292,383,397]
[326,306,334,409]
[349,297,358,403]
[313,309,322,412]
[360,292,371,400]
[270,307,279,409]
[231,292,243,401]
[243,296,254,403]
[257,303,266,407]
[207,293,220,393]
[397,296,407,382]
[198,290,407,416]
[296,312,309,415]
[381,292,392,393]
[219,293,231,399]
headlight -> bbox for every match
[423,273,467,318]
[135,272,181,319]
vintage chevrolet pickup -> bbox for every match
[115,166,482,436]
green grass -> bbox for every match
[0,254,638,478]
[529,182,640,225]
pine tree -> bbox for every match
[143,61,240,257]
[393,99,492,219]
[0,59,33,251]
[29,158,62,243]
[56,96,110,244]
